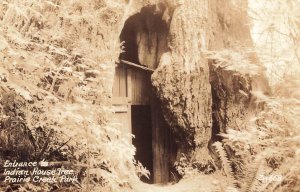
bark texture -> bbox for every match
[207,0,270,140]
[145,0,268,163]
[151,0,212,160]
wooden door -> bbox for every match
[112,64,176,184]
[111,66,132,141]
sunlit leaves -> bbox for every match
[249,0,300,85]
[207,49,260,76]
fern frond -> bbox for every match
[241,159,263,192]
[213,142,236,185]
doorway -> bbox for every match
[132,105,153,183]
[113,4,177,184]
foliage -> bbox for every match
[0,0,144,191]
[249,0,300,85]
[204,1,300,191]
[219,81,300,191]
[206,48,260,77]
[212,142,236,184]
[0,0,299,192]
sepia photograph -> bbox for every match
[0,0,299,191]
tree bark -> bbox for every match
[152,0,212,162]
[151,0,269,165]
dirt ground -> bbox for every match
[130,173,230,192]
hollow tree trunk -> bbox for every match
[151,0,269,165]
[152,0,212,162]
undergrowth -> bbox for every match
[216,75,300,192]
[0,0,145,191]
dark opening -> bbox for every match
[211,87,222,142]
[131,105,153,183]
[119,16,139,64]
[209,65,223,143]
[119,5,169,66]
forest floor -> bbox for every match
[130,174,228,192]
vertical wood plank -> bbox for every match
[151,94,170,184]
[127,104,132,143]
[127,69,132,102]
[135,70,140,104]
[131,69,151,105]
[133,68,137,104]
[113,66,120,97]
[119,66,127,97]
[111,97,131,144]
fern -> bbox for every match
[241,159,263,192]
[206,49,260,76]
[213,142,237,186]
